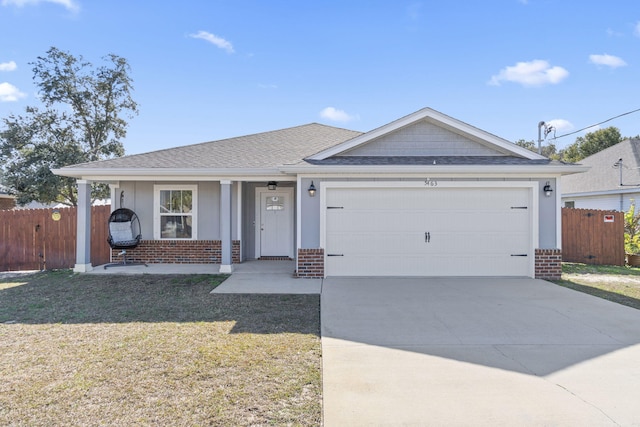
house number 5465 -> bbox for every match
[424,178,438,187]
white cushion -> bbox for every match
[110,221,133,242]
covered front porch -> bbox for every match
[72,177,301,275]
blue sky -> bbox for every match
[1,0,639,154]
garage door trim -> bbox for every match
[320,181,539,277]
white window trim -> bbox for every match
[153,184,198,240]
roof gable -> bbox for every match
[308,107,545,161]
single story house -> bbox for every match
[53,107,588,279]
[562,138,640,212]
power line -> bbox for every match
[551,107,640,140]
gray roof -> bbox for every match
[68,123,363,170]
[306,156,552,166]
[562,138,640,194]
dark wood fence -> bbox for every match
[562,208,624,266]
[0,205,111,271]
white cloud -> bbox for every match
[0,82,27,102]
[1,0,79,12]
[189,31,234,53]
[606,28,623,37]
[489,59,569,87]
[0,61,17,71]
[635,21,640,37]
[320,107,358,123]
[589,54,627,68]
[545,119,573,134]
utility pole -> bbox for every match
[537,121,545,154]
[537,121,555,155]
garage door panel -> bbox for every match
[327,232,428,253]
[329,210,528,233]
[327,211,429,232]
[428,231,530,254]
[326,253,530,277]
[424,211,528,232]
[328,231,530,256]
[325,186,533,277]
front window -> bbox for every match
[154,185,197,239]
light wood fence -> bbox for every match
[561,208,624,266]
[0,205,111,271]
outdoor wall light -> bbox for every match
[543,181,553,197]
[308,181,317,197]
[268,181,277,190]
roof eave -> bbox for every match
[279,164,590,176]
[562,187,640,198]
[51,167,295,181]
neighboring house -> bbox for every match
[0,187,15,210]
[53,107,587,279]
[562,138,640,212]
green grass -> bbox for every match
[0,271,322,426]
[554,263,640,310]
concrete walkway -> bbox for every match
[88,260,321,294]
[321,277,640,426]
[211,260,321,294]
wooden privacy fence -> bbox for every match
[0,205,111,271]
[562,208,624,266]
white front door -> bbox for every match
[255,188,294,258]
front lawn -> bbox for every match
[554,263,640,310]
[0,271,321,426]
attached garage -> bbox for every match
[322,182,537,277]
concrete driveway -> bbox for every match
[321,277,640,426]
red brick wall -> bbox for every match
[112,240,241,264]
[535,249,562,280]
[296,248,324,278]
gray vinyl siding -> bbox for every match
[113,181,221,241]
[562,193,640,212]
[341,120,505,157]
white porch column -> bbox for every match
[74,180,93,272]
[219,180,234,273]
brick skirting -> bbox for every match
[112,240,241,264]
[535,249,562,280]
[293,248,561,279]
[296,248,324,278]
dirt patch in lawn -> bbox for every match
[0,271,321,426]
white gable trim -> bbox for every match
[308,107,545,161]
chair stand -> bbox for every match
[103,249,148,269]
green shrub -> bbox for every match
[624,201,640,254]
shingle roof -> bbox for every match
[68,123,363,169]
[306,156,552,166]
[562,139,640,194]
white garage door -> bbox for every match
[324,185,533,277]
